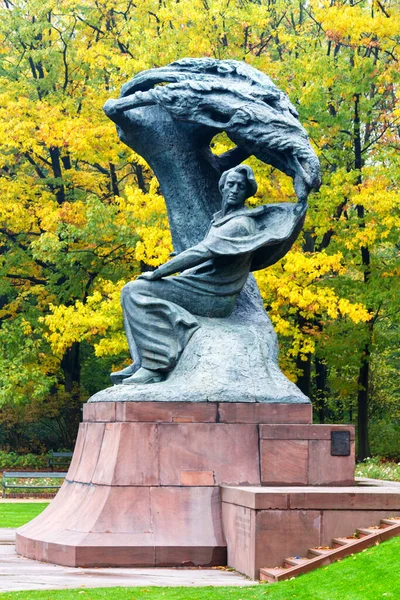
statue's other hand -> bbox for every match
[137,271,159,281]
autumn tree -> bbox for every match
[0,0,398,458]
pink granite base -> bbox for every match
[260,425,356,485]
[16,401,356,569]
[221,484,400,578]
[16,482,226,567]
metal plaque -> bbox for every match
[331,431,351,456]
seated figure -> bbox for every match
[112,164,306,385]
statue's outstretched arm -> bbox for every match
[139,243,212,281]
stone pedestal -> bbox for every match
[221,483,400,578]
[16,401,355,568]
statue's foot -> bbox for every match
[122,367,164,385]
[110,364,135,385]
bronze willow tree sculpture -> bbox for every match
[99,58,321,404]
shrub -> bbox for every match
[356,456,400,481]
[0,450,48,471]
[369,420,400,461]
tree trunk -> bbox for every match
[357,321,372,460]
[61,342,81,393]
[353,92,372,460]
[295,311,312,399]
[49,146,66,205]
[295,352,311,399]
[315,356,329,424]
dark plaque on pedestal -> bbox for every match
[331,430,351,456]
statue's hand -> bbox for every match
[137,271,159,281]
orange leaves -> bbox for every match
[57,202,87,227]
[314,1,400,50]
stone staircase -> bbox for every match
[260,516,400,583]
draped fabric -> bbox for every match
[204,202,307,271]
[122,202,306,372]
[121,279,236,372]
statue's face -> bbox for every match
[221,171,248,210]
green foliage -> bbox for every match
[0,0,398,456]
[356,456,400,481]
[0,451,48,470]
[369,421,400,461]
[0,317,56,408]
[0,381,84,452]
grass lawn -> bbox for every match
[0,502,49,528]
[0,536,399,599]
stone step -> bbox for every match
[357,527,385,537]
[259,517,400,583]
[284,556,310,567]
[259,567,290,583]
[332,536,359,547]
[381,517,400,526]
[261,551,335,583]
[0,530,16,545]
[308,546,335,557]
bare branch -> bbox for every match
[6,273,46,284]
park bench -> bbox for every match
[47,451,73,471]
[1,471,67,498]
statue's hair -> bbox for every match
[218,164,258,198]
[113,59,320,202]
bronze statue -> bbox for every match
[112,164,306,385]
[103,58,320,403]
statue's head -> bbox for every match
[219,165,257,211]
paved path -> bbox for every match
[0,531,256,592]
[0,529,15,544]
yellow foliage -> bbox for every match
[0,0,397,396]
[120,182,173,266]
[57,202,87,227]
[314,0,400,49]
[255,249,371,358]
[44,279,127,358]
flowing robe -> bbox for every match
[122,202,306,372]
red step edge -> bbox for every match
[260,520,400,583]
